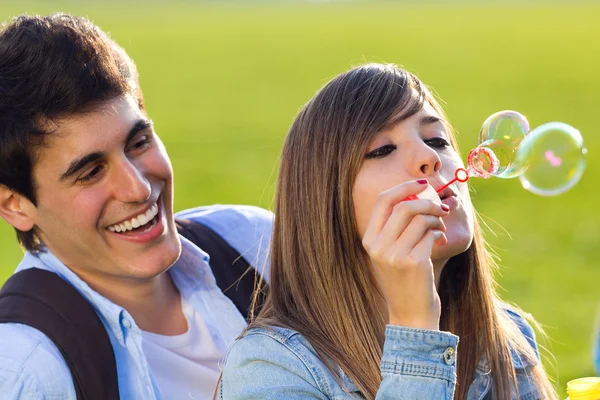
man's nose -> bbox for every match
[113,159,151,203]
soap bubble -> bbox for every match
[515,122,586,196]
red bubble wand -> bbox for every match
[436,168,470,194]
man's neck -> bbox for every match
[80,270,188,336]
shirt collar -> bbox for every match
[168,235,219,295]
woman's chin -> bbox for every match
[432,229,473,261]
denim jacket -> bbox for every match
[219,308,542,400]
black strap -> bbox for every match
[0,268,119,400]
[175,218,267,319]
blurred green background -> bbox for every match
[1,1,598,397]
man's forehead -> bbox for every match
[44,96,142,143]
[33,96,146,166]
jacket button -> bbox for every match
[443,347,456,365]
[123,319,132,329]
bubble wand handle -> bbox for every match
[436,168,470,194]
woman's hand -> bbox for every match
[361,179,450,331]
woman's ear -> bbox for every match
[0,185,36,232]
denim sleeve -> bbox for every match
[220,332,329,399]
[377,325,458,400]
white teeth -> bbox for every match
[138,213,148,226]
[108,202,159,233]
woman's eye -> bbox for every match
[365,144,396,159]
[76,165,104,184]
[425,137,450,148]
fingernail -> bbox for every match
[417,179,428,185]
[441,204,450,212]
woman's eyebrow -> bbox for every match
[420,115,444,125]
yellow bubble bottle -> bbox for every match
[567,377,600,400]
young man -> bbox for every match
[0,14,272,399]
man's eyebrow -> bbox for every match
[59,119,154,182]
[59,152,104,182]
[125,119,153,144]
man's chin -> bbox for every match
[128,237,182,279]
[157,235,183,270]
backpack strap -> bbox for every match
[175,218,266,320]
[0,268,119,400]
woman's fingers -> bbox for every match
[362,180,429,248]
[379,200,448,241]
[410,229,447,264]
[371,214,446,265]
[365,198,448,255]
[393,215,446,256]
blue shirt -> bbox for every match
[0,204,273,399]
[219,308,542,399]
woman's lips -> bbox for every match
[441,195,458,210]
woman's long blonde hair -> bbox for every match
[250,64,556,399]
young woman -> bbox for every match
[219,63,557,399]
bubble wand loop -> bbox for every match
[435,145,502,194]
[436,168,470,194]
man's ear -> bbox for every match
[0,185,36,232]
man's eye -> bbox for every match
[365,144,397,159]
[76,165,104,184]
[425,137,450,148]
[128,135,153,152]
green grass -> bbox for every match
[1,1,598,397]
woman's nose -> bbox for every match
[415,145,442,177]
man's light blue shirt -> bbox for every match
[0,204,273,399]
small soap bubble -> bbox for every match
[475,110,530,178]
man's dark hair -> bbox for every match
[0,13,143,251]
